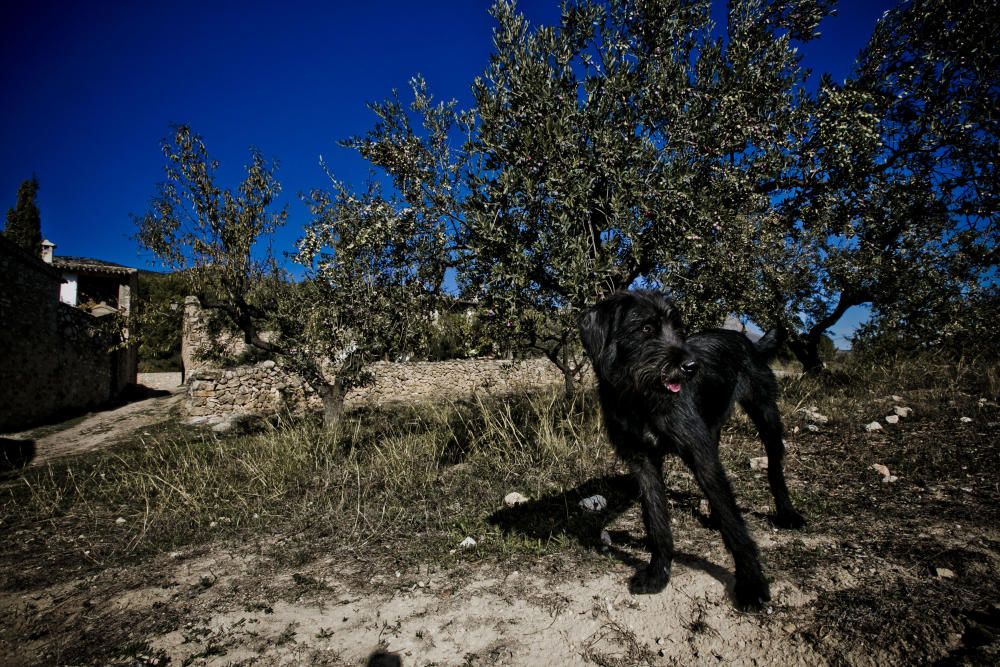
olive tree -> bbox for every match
[135,125,441,425]
[346,0,832,397]
[782,0,999,370]
[292,176,448,422]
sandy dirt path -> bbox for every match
[1,535,831,667]
[3,373,185,467]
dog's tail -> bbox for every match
[755,326,786,360]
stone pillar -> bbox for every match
[118,280,132,315]
[182,296,203,377]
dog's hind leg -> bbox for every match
[741,398,806,529]
[625,452,674,594]
[679,432,770,611]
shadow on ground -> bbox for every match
[367,650,403,667]
[0,437,36,476]
[3,383,175,436]
[489,473,737,595]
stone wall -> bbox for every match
[185,357,577,418]
[182,296,248,374]
[0,236,125,431]
[179,295,594,420]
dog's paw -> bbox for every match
[628,564,670,594]
[772,509,807,530]
[734,576,771,612]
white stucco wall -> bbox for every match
[59,272,78,305]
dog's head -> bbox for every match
[579,290,699,396]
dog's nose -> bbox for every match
[680,360,699,376]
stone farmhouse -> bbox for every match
[43,239,138,317]
[0,236,138,431]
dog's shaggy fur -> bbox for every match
[579,290,805,610]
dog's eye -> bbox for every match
[641,323,655,335]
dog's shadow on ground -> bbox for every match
[488,473,736,592]
[0,437,36,477]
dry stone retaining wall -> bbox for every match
[180,295,592,420]
[185,357,582,419]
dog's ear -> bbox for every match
[578,306,609,360]
[579,297,622,377]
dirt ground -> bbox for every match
[1,373,185,468]
[2,542,825,666]
[1,372,998,666]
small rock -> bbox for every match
[115,517,126,525]
[459,537,477,549]
[885,415,900,424]
[806,424,820,432]
[865,421,883,432]
[699,499,711,515]
[212,419,235,434]
[579,495,608,512]
[959,417,973,423]
[600,530,613,547]
[803,408,829,424]
[935,567,956,579]
[783,623,797,634]
[209,521,218,528]
[894,406,913,418]
[870,463,898,483]
[504,492,529,507]
[169,551,183,560]
[750,456,769,470]
[891,395,903,402]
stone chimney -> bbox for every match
[41,239,55,264]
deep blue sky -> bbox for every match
[1,0,896,346]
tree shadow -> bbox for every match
[0,438,36,476]
[488,473,736,594]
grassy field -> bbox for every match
[1,353,998,665]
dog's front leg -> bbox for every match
[627,453,674,594]
[678,431,771,611]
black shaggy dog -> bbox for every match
[579,290,805,611]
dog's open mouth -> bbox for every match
[660,370,683,393]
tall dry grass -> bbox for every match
[3,353,996,583]
[3,388,614,574]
